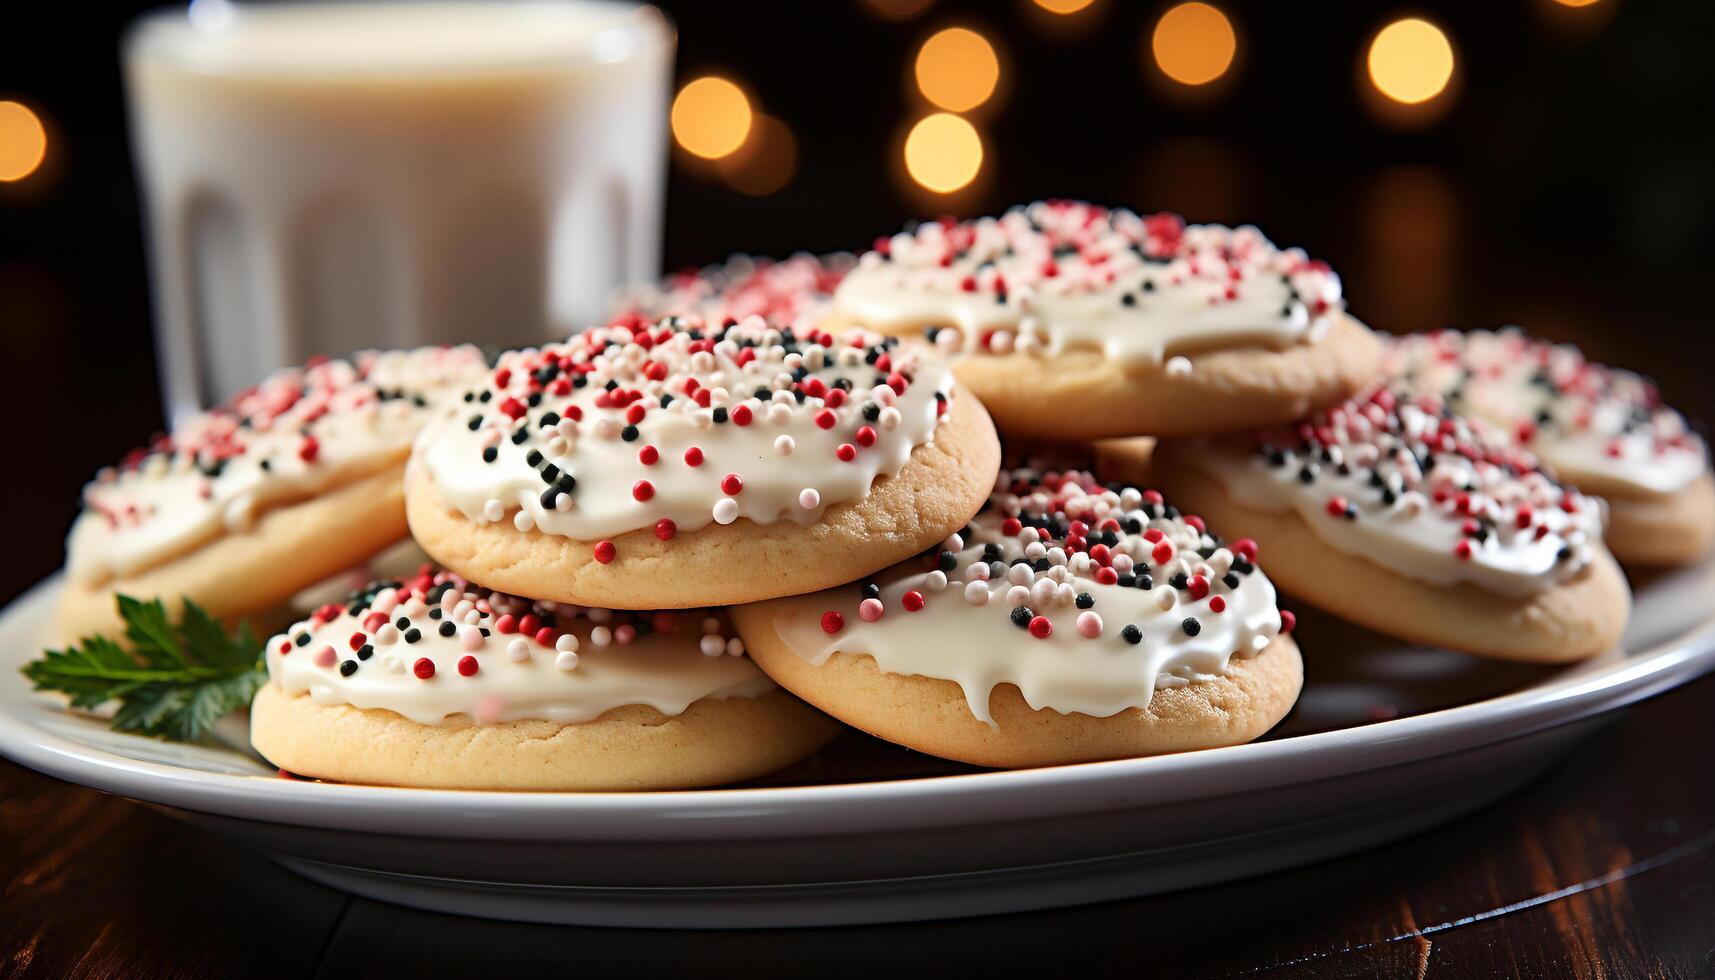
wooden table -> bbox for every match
[2,675,1711,978]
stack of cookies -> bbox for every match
[58,201,1713,789]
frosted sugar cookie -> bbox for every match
[251,567,836,790]
[732,467,1302,768]
[58,346,488,641]
[1385,328,1713,566]
[407,315,1000,608]
[824,201,1381,439]
[1154,387,1630,663]
[613,252,852,333]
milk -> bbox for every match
[124,1,673,420]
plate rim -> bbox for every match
[3,572,1712,842]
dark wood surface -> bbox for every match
[1,674,1710,979]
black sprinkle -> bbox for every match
[1010,606,1033,629]
[339,661,358,677]
[1181,618,1201,637]
[404,628,422,644]
[438,621,456,637]
[1121,625,1142,645]
[1075,592,1094,609]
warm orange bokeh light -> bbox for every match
[862,0,935,21]
[914,27,1000,113]
[671,76,753,160]
[717,114,797,197]
[1151,3,1236,87]
[1367,18,1455,105]
[0,101,48,183]
[1552,0,1601,6]
[904,113,983,194]
[1034,0,1097,13]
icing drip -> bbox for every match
[1384,328,1708,497]
[266,567,775,726]
[613,253,853,334]
[414,315,954,553]
[1194,387,1605,596]
[68,346,489,585]
[833,201,1345,365]
[757,467,1286,723]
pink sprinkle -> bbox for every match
[1076,611,1103,639]
[460,627,484,652]
[314,645,336,668]
[859,598,884,622]
[614,624,637,645]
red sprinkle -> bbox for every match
[815,409,836,429]
[820,611,844,635]
[348,631,366,651]
[594,540,617,564]
[655,518,677,541]
[836,443,857,462]
[1151,541,1175,564]
[498,397,525,420]
[1210,596,1227,613]
[1233,538,1259,562]
[519,614,541,636]
[298,436,320,463]
[684,447,704,467]
[638,445,659,465]
[721,473,743,495]
[732,404,753,426]
[855,425,877,447]
[1454,540,1474,560]
[1028,616,1053,639]
[495,614,518,634]
[1325,497,1348,517]
[457,656,479,677]
[902,590,926,612]
[1280,610,1296,633]
[413,658,436,679]
[632,480,654,502]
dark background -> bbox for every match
[3,0,1713,600]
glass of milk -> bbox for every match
[124,0,673,421]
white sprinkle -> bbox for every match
[1006,584,1031,606]
[774,435,795,455]
[924,570,948,592]
[507,638,531,662]
[798,488,820,509]
[1156,590,1178,611]
[1007,563,1035,586]
[699,634,725,657]
[482,499,505,523]
[556,634,579,653]
[555,650,580,671]
[713,498,740,524]
[1165,356,1192,377]
[1030,578,1056,607]
[590,626,612,647]
[513,510,535,532]
[942,532,965,552]
[726,637,745,657]
[964,581,990,605]
[879,406,902,431]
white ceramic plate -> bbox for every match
[2,563,1712,928]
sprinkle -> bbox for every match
[413,657,436,679]
[964,581,990,605]
[1076,611,1102,638]
[859,598,885,622]
[457,655,479,676]
[799,488,821,509]
[593,540,617,564]
[820,610,845,634]
[632,480,655,502]
[774,435,795,455]
[655,518,677,540]
[507,639,530,662]
[721,473,744,495]
[1165,356,1192,377]
[555,650,580,670]
[713,498,740,524]
[902,590,926,612]
[1280,610,1296,633]
[1028,615,1053,639]
[684,446,704,466]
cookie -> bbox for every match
[613,252,852,333]
[250,567,838,790]
[1385,328,1714,566]
[1152,387,1630,663]
[407,316,1000,608]
[58,346,488,641]
[731,467,1303,768]
[1093,436,1157,486]
[822,201,1382,439]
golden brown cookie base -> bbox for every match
[1154,442,1631,663]
[732,616,1302,769]
[1093,436,1158,486]
[407,387,1001,609]
[1602,471,1715,568]
[823,313,1381,440]
[250,684,839,791]
[56,466,410,643]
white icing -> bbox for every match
[414,316,953,545]
[752,468,1284,723]
[613,253,852,334]
[833,201,1344,366]
[1385,328,1708,497]
[1190,389,1605,597]
[67,346,488,585]
[266,572,775,726]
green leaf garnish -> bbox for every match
[23,596,266,742]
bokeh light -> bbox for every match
[861,0,935,21]
[717,114,797,197]
[914,27,1000,113]
[1034,0,1097,13]
[904,113,983,194]
[1552,0,1601,6]
[0,101,48,183]
[1367,18,1455,105]
[1151,3,1236,87]
[671,76,753,160]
